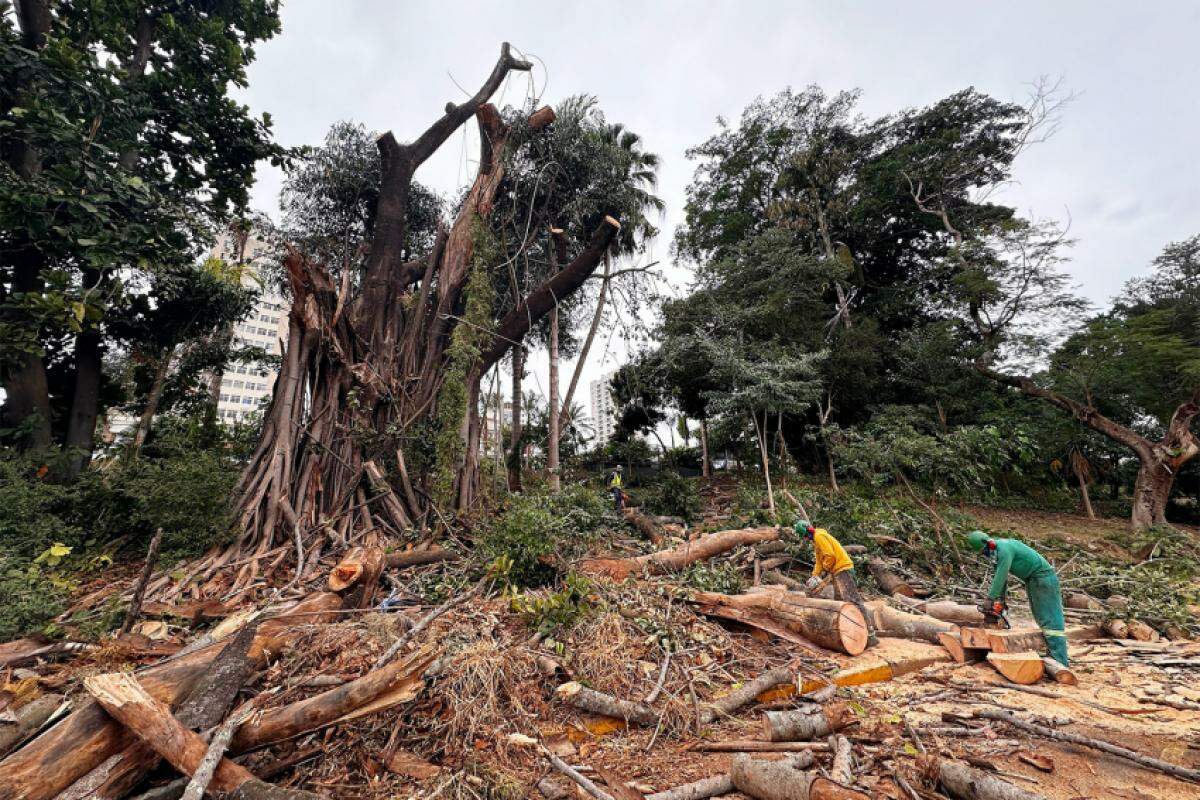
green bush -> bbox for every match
[509,572,595,637]
[478,486,615,588]
[0,566,70,642]
[679,561,745,594]
[637,471,702,521]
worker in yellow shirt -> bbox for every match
[795,520,878,647]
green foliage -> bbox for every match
[478,486,614,588]
[679,561,745,594]
[637,472,702,522]
[831,411,1039,496]
[509,572,596,637]
[0,567,69,642]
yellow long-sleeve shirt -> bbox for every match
[811,529,854,578]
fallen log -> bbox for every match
[229,644,434,753]
[0,592,342,800]
[691,590,868,655]
[866,559,915,597]
[180,706,251,800]
[1127,619,1161,642]
[555,682,658,726]
[937,632,985,664]
[762,702,855,742]
[977,707,1200,782]
[1041,657,1077,686]
[623,508,666,547]
[918,600,985,626]
[986,652,1044,685]
[581,526,781,580]
[0,695,63,759]
[693,603,841,657]
[80,614,267,800]
[1103,619,1129,639]
[648,754,815,800]
[761,570,805,591]
[1064,591,1104,611]
[730,753,868,800]
[384,546,459,569]
[989,624,1099,654]
[702,667,793,723]
[868,602,955,644]
[938,759,1048,800]
[83,673,319,800]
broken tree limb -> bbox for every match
[180,706,252,800]
[542,746,613,800]
[829,735,853,786]
[83,673,320,800]
[865,559,914,597]
[644,773,735,800]
[690,590,868,655]
[701,667,793,723]
[986,652,1044,685]
[555,682,658,726]
[938,760,1048,800]
[1041,657,1077,685]
[731,753,868,800]
[0,695,63,759]
[229,644,434,754]
[690,741,830,753]
[623,508,666,547]
[977,708,1200,782]
[762,703,855,742]
[0,592,342,800]
[581,526,781,580]
[121,528,164,635]
[384,546,459,569]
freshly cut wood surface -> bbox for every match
[986,651,1045,685]
[691,590,868,655]
[1041,657,1078,685]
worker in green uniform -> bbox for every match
[608,465,625,511]
[965,530,1069,666]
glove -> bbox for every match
[804,576,822,592]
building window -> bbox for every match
[220,394,230,402]
[242,397,253,405]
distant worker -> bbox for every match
[795,520,879,647]
[966,530,1069,666]
[608,465,625,511]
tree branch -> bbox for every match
[480,218,620,370]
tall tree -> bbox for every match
[0,0,285,476]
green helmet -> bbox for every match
[793,520,816,538]
[966,530,991,552]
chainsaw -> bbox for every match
[979,598,1011,629]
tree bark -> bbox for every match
[761,703,855,742]
[0,695,63,759]
[700,418,711,477]
[1075,462,1096,519]
[867,602,955,644]
[130,344,177,457]
[121,528,164,634]
[555,682,658,726]
[580,525,780,579]
[558,252,610,438]
[508,342,525,492]
[548,306,561,491]
[753,412,777,520]
[691,590,869,655]
[938,760,1048,800]
[64,310,104,477]
[865,559,915,597]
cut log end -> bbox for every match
[603,215,621,230]
[986,651,1045,685]
[1041,657,1078,686]
[838,605,870,656]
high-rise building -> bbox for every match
[589,371,617,444]
[209,232,289,424]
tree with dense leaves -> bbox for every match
[0,0,285,476]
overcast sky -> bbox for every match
[238,1,1200,413]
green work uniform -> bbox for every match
[987,538,1069,666]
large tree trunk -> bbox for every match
[700,418,711,477]
[508,342,525,492]
[976,364,1198,530]
[548,311,560,491]
[558,251,610,438]
[227,46,618,577]
[63,269,105,478]
[753,411,777,519]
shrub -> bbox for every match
[637,471,702,521]
[478,486,615,588]
[509,572,595,638]
[679,561,745,594]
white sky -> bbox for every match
[238,1,1200,421]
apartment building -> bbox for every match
[209,232,289,424]
[589,371,617,445]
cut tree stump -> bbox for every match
[866,559,915,597]
[0,592,342,800]
[959,627,995,650]
[580,526,781,580]
[623,508,666,547]
[1041,657,1077,685]
[691,590,868,656]
[986,651,1044,685]
[83,673,320,800]
[762,702,854,742]
[938,759,1049,800]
